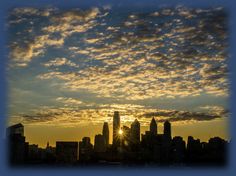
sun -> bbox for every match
[118,129,123,135]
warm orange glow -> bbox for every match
[118,129,123,135]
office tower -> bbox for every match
[7,123,27,165]
[113,111,120,146]
[94,134,106,153]
[131,119,140,144]
[102,122,109,146]
[56,141,78,164]
[164,120,171,140]
[172,136,186,163]
[7,123,24,136]
[150,117,157,135]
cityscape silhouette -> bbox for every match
[7,111,228,167]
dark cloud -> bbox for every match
[141,108,229,123]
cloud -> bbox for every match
[43,57,79,67]
[141,108,228,123]
[10,7,41,16]
[9,6,229,100]
[56,97,83,106]
[8,7,102,67]
[9,104,229,127]
[42,7,100,38]
[198,105,228,115]
[9,34,64,67]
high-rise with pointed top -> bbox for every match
[150,117,157,135]
[102,122,109,146]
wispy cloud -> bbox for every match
[43,57,79,67]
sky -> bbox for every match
[7,4,229,147]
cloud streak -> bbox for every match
[9,104,229,127]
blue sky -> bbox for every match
[6,5,229,145]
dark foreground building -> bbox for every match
[7,123,28,165]
[56,142,78,164]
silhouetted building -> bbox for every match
[44,142,56,163]
[150,117,157,135]
[186,136,201,164]
[102,122,109,146]
[94,134,106,153]
[113,111,120,147]
[130,119,140,145]
[56,141,78,164]
[28,144,40,162]
[162,121,172,164]
[7,123,24,136]
[7,123,28,165]
[141,131,155,149]
[205,137,227,165]
[121,125,131,147]
[171,136,186,164]
[79,137,93,162]
[164,120,171,140]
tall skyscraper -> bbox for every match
[113,111,120,146]
[164,120,171,140]
[150,117,157,135]
[131,119,140,144]
[102,122,109,146]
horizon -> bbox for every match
[7,114,229,148]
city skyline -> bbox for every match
[7,5,229,147]
[7,111,229,148]
[7,111,228,166]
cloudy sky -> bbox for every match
[7,5,229,147]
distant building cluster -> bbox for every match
[7,111,228,167]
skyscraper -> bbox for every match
[131,119,140,144]
[7,123,24,137]
[150,117,157,135]
[7,123,27,165]
[164,120,171,140]
[102,122,109,146]
[113,111,120,146]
